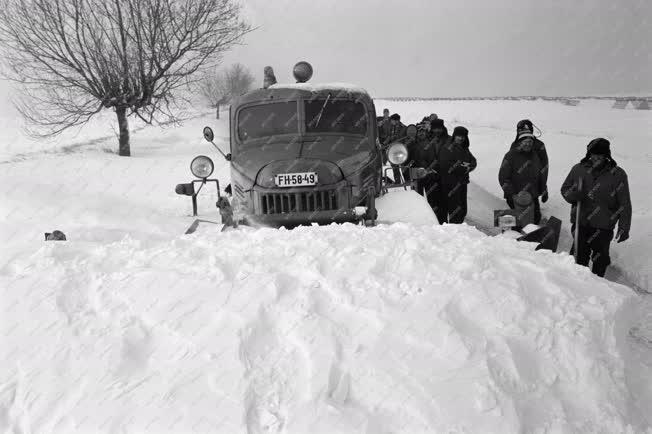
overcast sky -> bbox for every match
[1,0,650,107]
[222,0,652,97]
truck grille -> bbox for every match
[260,190,339,214]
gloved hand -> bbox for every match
[424,168,438,180]
[574,179,588,201]
[616,229,629,243]
[587,188,596,201]
[541,190,549,203]
[460,162,472,173]
[453,165,468,177]
[506,195,515,209]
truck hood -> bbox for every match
[233,136,375,189]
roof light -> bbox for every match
[293,61,313,83]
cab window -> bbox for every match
[238,102,298,141]
[305,99,367,135]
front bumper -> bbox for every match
[246,209,361,226]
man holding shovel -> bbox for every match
[561,138,632,277]
[499,130,547,224]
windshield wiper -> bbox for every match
[313,93,331,128]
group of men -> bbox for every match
[377,109,632,278]
[377,108,476,225]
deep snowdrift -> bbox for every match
[1,223,650,433]
[1,99,651,433]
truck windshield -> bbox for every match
[238,101,298,141]
[305,99,367,135]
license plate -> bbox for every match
[275,172,318,187]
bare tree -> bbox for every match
[0,0,251,156]
[199,63,254,119]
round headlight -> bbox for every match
[190,155,214,179]
[387,143,408,165]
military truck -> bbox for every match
[176,62,424,232]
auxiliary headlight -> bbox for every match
[190,155,214,179]
[387,143,408,165]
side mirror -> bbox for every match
[203,126,214,142]
[175,183,195,196]
[202,126,231,161]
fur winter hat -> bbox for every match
[390,113,401,121]
[452,126,470,147]
[431,118,445,129]
[452,126,469,137]
[586,138,611,157]
[517,119,533,132]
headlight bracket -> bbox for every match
[175,178,221,217]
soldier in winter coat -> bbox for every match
[405,126,440,213]
[406,126,436,170]
[384,113,407,183]
[426,118,451,223]
[499,130,547,224]
[510,119,549,200]
[377,108,391,145]
[560,138,631,277]
[386,113,407,144]
[436,126,477,223]
[429,118,449,154]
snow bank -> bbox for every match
[375,189,439,225]
[1,223,648,433]
[1,98,651,433]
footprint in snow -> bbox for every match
[239,308,309,434]
[116,318,154,378]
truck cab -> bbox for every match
[228,78,384,226]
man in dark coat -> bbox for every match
[383,113,407,183]
[510,119,549,201]
[499,130,546,224]
[377,108,391,144]
[429,118,449,152]
[560,138,631,277]
[386,113,406,144]
[437,126,477,223]
[406,126,436,170]
[425,118,452,223]
[406,126,439,208]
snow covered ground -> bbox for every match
[1,99,651,433]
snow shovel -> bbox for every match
[184,219,224,234]
[573,177,583,262]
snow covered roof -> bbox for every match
[268,82,369,95]
[234,82,374,105]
